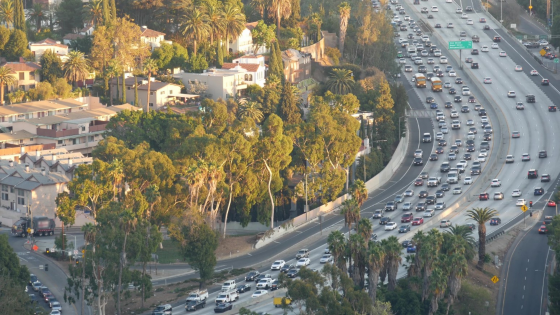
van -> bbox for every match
[401,40,409,47]
[408,46,416,54]
[221,280,236,292]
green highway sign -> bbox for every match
[449,41,473,50]
[554,58,559,64]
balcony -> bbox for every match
[36,128,79,138]
[89,124,107,132]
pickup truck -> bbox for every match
[185,299,206,312]
[427,177,441,187]
[186,290,208,303]
[215,290,239,304]
[256,278,274,289]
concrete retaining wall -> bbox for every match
[365,132,409,193]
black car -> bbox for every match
[435,190,445,198]
[463,153,472,160]
[402,240,413,247]
[435,23,441,28]
[415,203,426,211]
[413,157,423,165]
[245,271,260,281]
[429,153,438,161]
[483,133,492,141]
[418,190,428,198]
[445,101,453,108]
[539,150,548,158]
[471,167,481,175]
[479,108,487,116]
[287,269,299,278]
[466,145,475,152]
[542,79,550,85]
[471,49,479,55]
[426,96,435,103]
[455,78,463,84]
[186,300,206,312]
[280,264,295,273]
[483,25,490,30]
[379,217,391,225]
[490,218,502,225]
[399,224,411,233]
[425,195,436,205]
[214,303,233,313]
[466,223,476,230]
[271,280,279,291]
[526,94,536,103]
[435,146,444,154]
[438,139,447,146]
[29,274,37,285]
[549,105,557,112]
[461,105,470,113]
[471,62,479,69]
[454,96,462,103]
[236,284,251,293]
[440,163,450,172]
[449,88,456,94]
[441,183,450,191]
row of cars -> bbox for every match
[29,274,62,315]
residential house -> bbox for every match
[29,38,69,61]
[281,49,312,84]
[62,23,94,45]
[140,26,172,51]
[0,97,141,156]
[221,55,267,87]
[0,58,41,92]
[229,22,269,56]
[110,76,183,111]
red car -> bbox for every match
[548,200,557,207]
[415,178,424,186]
[401,212,414,223]
[412,217,424,225]
[538,225,548,234]
[479,192,489,200]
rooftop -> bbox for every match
[0,60,41,73]
[29,38,68,49]
[140,26,166,38]
[221,63,261,72]
[0,159,70,187]
[0,98,86,117]
[24,104,140,126]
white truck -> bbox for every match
[427,177,441,187]
[221,280,236,292]
[256,278,274,289]
[185,289,208,303]
[215,290,239,304]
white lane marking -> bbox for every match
[540,247,552,315]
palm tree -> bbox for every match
[466,207,498,269]
[205,2,224,45]
[0,65,16,106]
[442,234,468,315]
[419,229,443,301]
[251,0,266,19]
[338,2,351,56]
[105,59,120,106]
[382,236,402,291]
[222,3,246,52]
[326,68,355,95]
[63,51,90,87]
[447,224,476,261]
[84,0,103,26]
[356,218,372,241]
[366,241,385,301]
[181,8,210,56]
[341,198,360,231]
[267,0,291,37]
[428,265,447,315]
[143,58,159,113]
[28,3,45,31]
[237,100,264,122]
[350,179,368,206]
[0,0,14,29]
[327,230,347,274]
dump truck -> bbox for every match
[273,297,292,307]
[12,217,55,237]
[430,77,442,92]
[414,73,427,88]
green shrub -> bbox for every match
[325,47,341,65]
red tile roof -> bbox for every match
[30,38,68,48]
[140,26,166,38]
[222,63,261,72]
[245,22,258,31]
[0,61,41,72]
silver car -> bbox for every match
[403,202,413,210]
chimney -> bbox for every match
[52,155,57,162]
[19,57,25,63]
[20,146,24,155]
[35,150,40,158]
[9,160,13,167]
[41,168,46,176]
[68,158,73,167]
[25,164,29,172]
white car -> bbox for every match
[467,19,473,25]
[512,189,522,197]
[319,254,333,264]
[530,70,539,76]
[516,198,526,206]
[447,23,454,28]
[50,311,62,315]
[506,155,514,163]
[271,260,286,270]
[481,45,489,52]
[385,222,398,231]
[515,65,523,72]
[499,51,507,57]
[296,258,310,267]
[252,290,269,298]
[491,43,499,49]
[436,132,444,140]
[423,209,435,217]
[483,77,492,84]
[440,56,448,64]
[432,6,438,11]
[491,179,501,187]
[446,0,452,2]
[477,154,486,162]
[462,13,468,19]
[399,58,406,64]
[456,8,463,13]
[479,149,488,157]
[453,187,462,194]
[449,70,457,77]
[464,177,473,185]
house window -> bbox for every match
[1,193,7,201]
[127,87,131,90]
[10,187,13,193]
[57,140,63,144]
[169,90,173,94]
[2,185,7,192]
[17,196,25,205]
[72,138,77,145]
[88,136,94,142]
[149,103,154,107]
[82,126,86,131]
[19,72,24,80]
[30,138,33,141]
[150,92,154,95]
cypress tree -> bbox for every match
[134,77,139,106]
[121,72,126,104]
[268,42,281,79]
[277,82,302,125]
[116,76,120,103]
[275,41,284,81]
[13,0,25,33]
